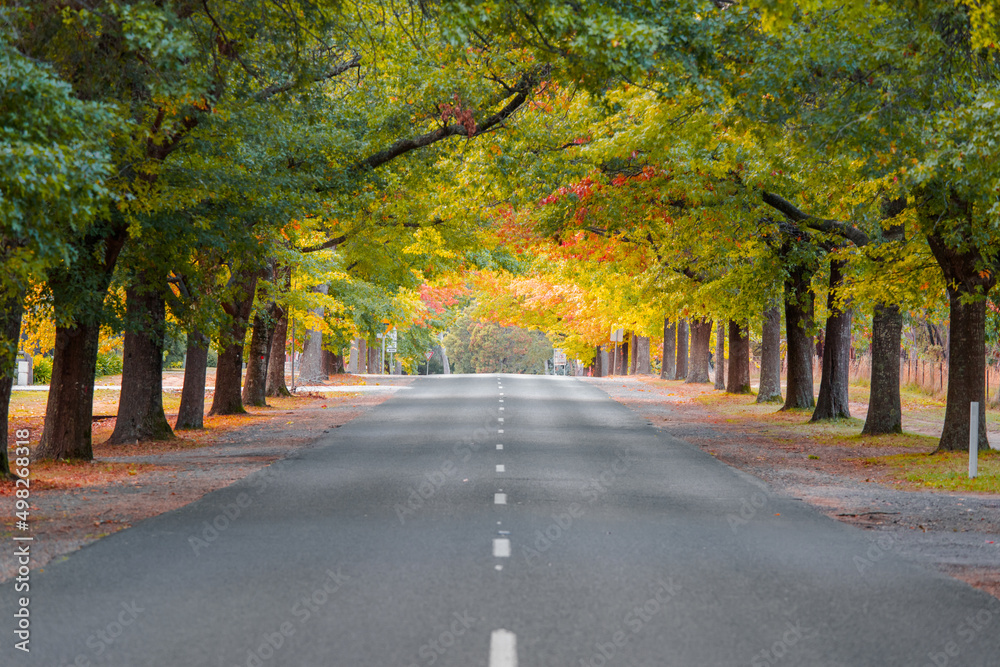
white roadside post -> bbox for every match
[970,401,979,479]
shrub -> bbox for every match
[95,351,124,377]
[32,356,52,384]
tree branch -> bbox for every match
[300,233,348,254]
[254,53,362,101]
[762,190,870,247]
[339,65,550,181]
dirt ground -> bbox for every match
[1,374,412,581]
[585,375,1000,600]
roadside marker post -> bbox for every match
[970,402,979,479]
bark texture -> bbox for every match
[757,306,783,403]
[661,319,676,380]
[358,339,367,374]
[727,320,752,394]
[209,267,260,416]
[176,330,208,429]
[324,350,344,376]
[0,292,24,477]
[265,313,291,397]
[635,336,651,374]
[107,282,174,444]
[242,309,276,407]
[686,318,712,383]
[367,340,379,374]
[298,285,328,384]
[594,346,604,377]
[862,304,903,435]
[714,320,726,390]
[621,336,630,376]
[675,320,689,380]
[782,264,816,410]
[928,231,994,451]
[812,260,853,421]
[37,323,101,459]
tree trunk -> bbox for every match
[38,222,128,460]
[937,292,989,450]
[727,320,752,394]
[714,320,726,390]
[367,340,378,374]
[661,319,676,380]
[107,282,174,444]
[629,333,638,374]
[927,231,994,450]
[621,336,630,375]
[358,338,367,374]
[594,345,604,377]
[36,323,101,459]
[324,350,344,376]
[298,286,327,384]
[757,306,783,403]
[675,319,689,380]
[0,292,24,477]
[242,309,276,407]
[176,330,208,429]
[265,312,291,397]
[635,336,651,374]
[862,303,903,434]
[686,318,712,383]
[209,267,260,416]
[782,264,816,410]
[812,260,853,421]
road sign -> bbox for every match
[425,350,434,361]
[386,344,397,353]
[553,348,567,365]
[388,328,397,343]
[610,328,624,342]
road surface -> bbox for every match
[5,374,999,666]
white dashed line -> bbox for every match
[495,493,507,505]
[489,629,518,667]
[496,464,505,472]
[498,429,504,434]
[493,538,510,557]
[499,399,504,402]
[498,417,504,422]
[496,444,503,450]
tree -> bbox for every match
[0,31,113,471]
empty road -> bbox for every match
[5,374,999,666]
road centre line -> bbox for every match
[495,493,507,505]
[493,538,510,558]
[489,629,518,667]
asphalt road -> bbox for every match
[5,374,1000,666]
